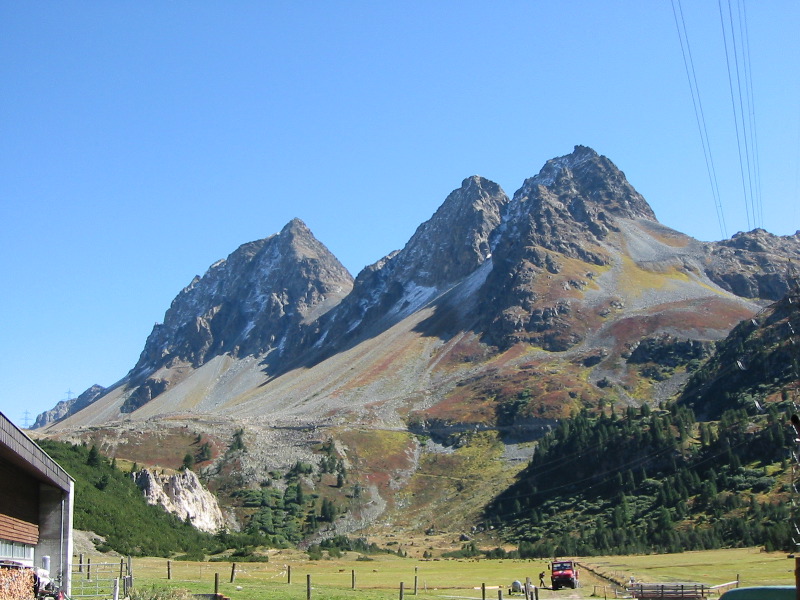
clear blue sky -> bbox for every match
[1,2,798,427]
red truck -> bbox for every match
[550,560,579,590]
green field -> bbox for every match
[76,548,796,600]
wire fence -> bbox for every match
[71,558,132,599]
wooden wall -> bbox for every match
[0,458,39,545]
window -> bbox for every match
[0,539,34,562]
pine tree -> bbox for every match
[87,444,101,467]
[182,453,195,470]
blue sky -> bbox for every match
[1,2,798,427]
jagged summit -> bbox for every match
[393,175,508,286]
[493,146,654,275]
[34,147,800,545]
[36,148,800,441]
[119,219,353,412]
[308,175,509,351]
[513,145,656,222]
[704,228,800,300]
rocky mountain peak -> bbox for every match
[396,175,508,286]
[277,218,321,256]
[703,228,800,300]
[493,146,657,271]
[33,384,106,429]
[478,147,681,351]
[309,176,509,350]
[122,219,353,411]
[514,145,657,223]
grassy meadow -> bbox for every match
[80,547,797,600]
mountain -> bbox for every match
[46,219,354,422]
[34,384,105,429]
[306,174,509,360]
[35,146,800,546]
[678,282,800,419]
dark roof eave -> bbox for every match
[0,412,73,492]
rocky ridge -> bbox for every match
[34,385,106,429]
[308,175,509,359]
[34,146,800,540]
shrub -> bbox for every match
[129,585,193,600]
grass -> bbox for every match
[105,547,797,600]
[585,548,796,588]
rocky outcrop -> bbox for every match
[704,229,800,300]
[132,468,226,533]
[33,385,106,428]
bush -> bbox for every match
[129,585,193,600]
[174,552,205,562]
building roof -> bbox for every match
[0,412,73,491]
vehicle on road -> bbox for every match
[550,560,579,590]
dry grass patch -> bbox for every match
[391,433,520,533]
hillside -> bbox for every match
[35,439,213,557]
[34,147,800,551]
[487,403,791,556]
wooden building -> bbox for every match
[0,411,73,595]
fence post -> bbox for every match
[498,589,504,600]
[214,572,219,596]
[119,558,125,579]
[288,565,292,584]
[307,574,312,600]
[78,553,83,573]
[796,558,800,600]
[113,578,119,600]
[230,563,237,583]
[414,575,418,595]
[167,560,172,580]
[400,581,405,600]
[87,558,91,581]
[352,569,356,589]
[482,583,486,600]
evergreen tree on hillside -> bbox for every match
[37,439,214,556]
[486,403,793,556]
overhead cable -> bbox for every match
[718,0,761,231]
[671,0,728,238]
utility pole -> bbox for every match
[783,265,800,600]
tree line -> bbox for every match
[485,402,793,556]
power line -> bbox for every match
[718,0,761,232]
[671,0,728,239]
[738,0,764,227]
